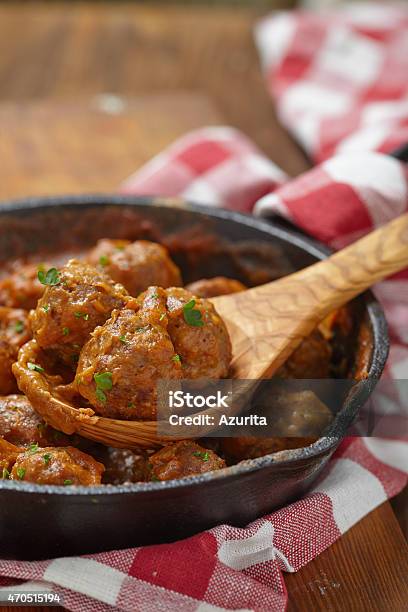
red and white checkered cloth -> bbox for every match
[255,2,408,163]
[1,4,408,611]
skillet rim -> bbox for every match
[0,194,389,496]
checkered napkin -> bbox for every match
[254,2,408,162]
[1,4,408,612]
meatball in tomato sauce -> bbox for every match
[76,286,231,419]
[87,239,182,297]
[0,395,70,448]
[30,260,127,367]
[166,287,231,380]
[76,288,182,420]
[10,446,104,486]
[147,440,225,481]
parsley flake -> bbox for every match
[42,304,50,313]
[74,311,89,321]
[172,354,181,364]
[119,335,128,344]
[16,467,26,480]
[94,372,113,404]
[38,267,60,286]
[28,443,39,454]
[43,453,52,465]
[27,362,44,373]
[193,451,209,461]
[2,467,10,479]
[14,320,24,333]
[183,300,204,327]
[62,327,70,336]
[63,479,73,486]
[99,255,110,266]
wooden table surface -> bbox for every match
[0,3,406,611]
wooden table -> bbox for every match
[0,3,406,611]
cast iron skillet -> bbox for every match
[0,195,388,560]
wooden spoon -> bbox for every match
[213,212,408,381]
[14,213,408,449]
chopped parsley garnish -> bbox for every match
[172,354,181,364]
[99,255,109,266]
[42,304,50,313]
[63,479,73,486]
[62,327,70,336]
[27,362,44,373]
[16,467,26,480]
[43,453,52,466]
[28,443,39,454]
[127,402,135,408]
[119,335,128,344]
[159,313,166,321]
[183,300,204,327]
[193,451,209,461]
[151,293,159,300]
[136,326,149,333]
[14,320,24,333]
[38,267,60,286]
[96,388,106,403]
[150,474,160,482]
[2,467,10,479]
[94,371,113,404]
[74,311,89,321]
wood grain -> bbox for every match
[0,4,405,612]
[0,95,222,199]
[0,2,308,177]
[286,501,408,612]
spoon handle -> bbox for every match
[293,212,408,318]
[212,212,408,380]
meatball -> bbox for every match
[76,288,182,420]
[0,307,31,394]
[147,440,225,481]
[0,262,48,310]
[0,394,70,447]
[76,286,232,419]
[185,277,246,298]
[30,260,127,367]
[276,329,332,379]
[10,445,104,486]
[166,287,232,379]
[87,239,182,297]
[220,390,333,462]
[102,448,147,484]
